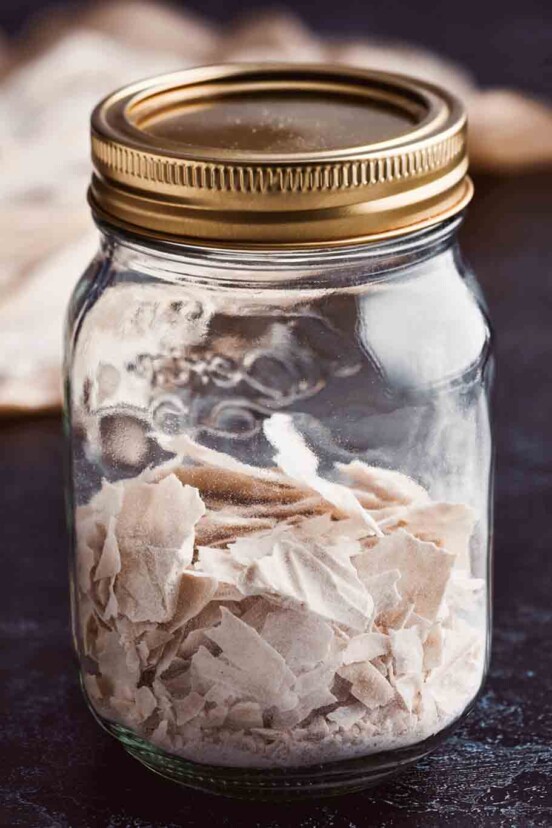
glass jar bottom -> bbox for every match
[85,689,478,801]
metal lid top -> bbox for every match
[89,63,472,248]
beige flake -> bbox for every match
[94,517,121,581]
[95,627,140,695]
[185,602,222,634]
[174,691,205,726]
[140,627,172,652]
[212,583,245,602]
[383,601,417,631]
[342,632,389,665]
[193,609,297,711]
[294,661,338,698]
[206,608,295,688]
[83,673,103,704]
[363,569,402,619]
[152,677,178,723]
[445,569,485,614]
[196,546,242,585]
[115,475,205,623]
[306,716,331,739]
[327,702,367,730]
[239,535,373,631]
[291,513,334,538]
[102,584,119,622]
[80,600,99,658]
[424,620,482,715]
[427,618,480,685]
[195,512,276,547]
[389,627,424,675]
[134,685,157,722]
[168,571,218,632]
[261,608,333,673]
[393,675,422,713]
[403,611,433,639]
[426,651,480,716]
[117,474,204,551]
[179,628,211,659]
[226,701,264,730]
[423,624,445,671]
[203,705,230,728]
[337,460,430,508]
[76,535,97,593]
[154,630,187,678]
[175,463,305,506]
[382,502,476,569]
[228,526,290,565]
[338,661,395,709]
[88,479,125,522]
[263,414,382,535]
[354,530,455,622]
[109,695,136,725]
[297,514,371,544]
[272,685,337,729]
[221,496,331,521]
[204,683,237,707]
[239,598,275,632]
[162,432,288,485]
[371,655,390,677]
[191,645,297,711]
[271,659,338,728]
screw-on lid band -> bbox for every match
[90,63,472,248]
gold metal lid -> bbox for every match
[89,63,472,248]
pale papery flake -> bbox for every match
[237,535,374,631]
[115,475,205,622]
[263,414,383,536]
[353,530,456,622]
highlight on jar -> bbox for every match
[65,63,493,798]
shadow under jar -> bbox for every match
[64,64,493,800]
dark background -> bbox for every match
[1,2,552,827]
[1,0,551,97]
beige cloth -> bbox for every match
[0,1,550,414]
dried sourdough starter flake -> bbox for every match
[167,570,218,632]
[173,691,205,726]
[77,414,485,768]
[337,459,430,509]
[327,703,367,729]
[381,502,476,570]
[389,628,425,675]
[261,609,333,673]
[263,414,383,535]
[338,661,395,708]
[342,632,389,664]
[203,608,297,710]
[354,530,455,622]
[115,474,205,622]
[238,534,374,630]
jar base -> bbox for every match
[123,740,421,799]
[91,704,473,801]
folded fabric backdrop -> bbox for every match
[0,1,551,414]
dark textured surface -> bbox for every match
[1,171,552,827]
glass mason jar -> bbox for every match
[64,65,493,799]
